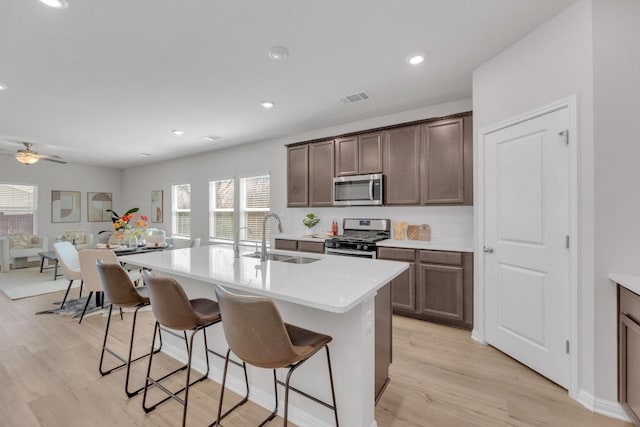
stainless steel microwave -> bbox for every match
[333,173,383,206]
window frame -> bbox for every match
[0,183,38,236]
[171,183,191,238]
[209,178,235,242]
[239,175,271,243]
[208,173,271,246]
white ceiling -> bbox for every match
[0,0,576,169]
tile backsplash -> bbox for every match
[282,205,473,241]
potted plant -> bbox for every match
[302,213,320,235]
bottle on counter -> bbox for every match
[331,220,339,236]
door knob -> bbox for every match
[483,246,494,253]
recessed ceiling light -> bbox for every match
[203,135,222,142]
[407,54,425,65]
[172,129,185,136]
[138,153,152,158]
[38,0,69,9]
[261,101,275,109]
[268,46,289,61]
[0,84,7,91]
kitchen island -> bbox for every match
[119,245,408,427]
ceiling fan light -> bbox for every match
[15,153,40,165]
[38,0,69,9]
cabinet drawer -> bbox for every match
[274,239,298,251]
[621,286,640,324]
[378,247,416,262]
[419,250,462,266]
[298,240,325,254]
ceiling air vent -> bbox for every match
[203,135,223,142]
[339,91,371,104]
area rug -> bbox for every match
[0,267,80,300]
[35,295,105,319]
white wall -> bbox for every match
[122,98,474,243]
[472,0,596,398]
[0,157,123,248]
[592,0,640,404]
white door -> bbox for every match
[484,106,570,388]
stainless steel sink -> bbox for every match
[243,253,293,261]
[280,256,320,264]
[243,253,320,264]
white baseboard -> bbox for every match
[576,389,630,422]
[471,328,486,344]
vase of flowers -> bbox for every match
[107,208,149,247]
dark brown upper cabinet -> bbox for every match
[335,132,383,177]
[309,140,335,207]
[383,125,421,205]
[385,115,472,206]
[287,145,309,207]
[287,112,473,207]
[420,118,465,204]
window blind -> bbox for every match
[172,184,191,237]
[0,184,37,235]
[209,179,234,241]
[241,175,270,242]
[208,175,271,243]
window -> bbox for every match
[209,179,234,241]
[172,184,191,237]
[208,174,270,243]
[0,184,38,235]
[240,175,270,242]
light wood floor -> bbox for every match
[0,287,631,427]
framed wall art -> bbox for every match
[151,190,163,223]
[51,190,81,223]
[87,192,112,222]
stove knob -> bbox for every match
[335,242,340,249]
[363,244,369,251]
[356,244,362,250]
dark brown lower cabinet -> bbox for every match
[378,246,473,330]
[375,283,392,403]
[273,239,298,251]
[297,240,325,254]
[274,238,325,254]
[378,247,416,312]
[619,286,640,426]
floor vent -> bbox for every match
[339,91,371,104]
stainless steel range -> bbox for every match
[324,218,391,259]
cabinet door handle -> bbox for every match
[483,246,494,253]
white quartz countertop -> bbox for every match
[377,238,474,253]
[119,245,408,314]
[276,233,331,243]
[276,233,474,252]
[610,273,640,296]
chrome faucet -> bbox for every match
[234,226,249,258]
[261,213,283,262]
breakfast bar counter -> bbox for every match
[120,245,408,427]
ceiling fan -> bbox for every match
[0,142,67,165]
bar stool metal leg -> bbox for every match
[142,323,213,426]
[98,304,163,397]
[211,349,254,427]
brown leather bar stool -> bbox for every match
[213,286,339,427]
[141,272,249,427]
[95,261,162,397]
